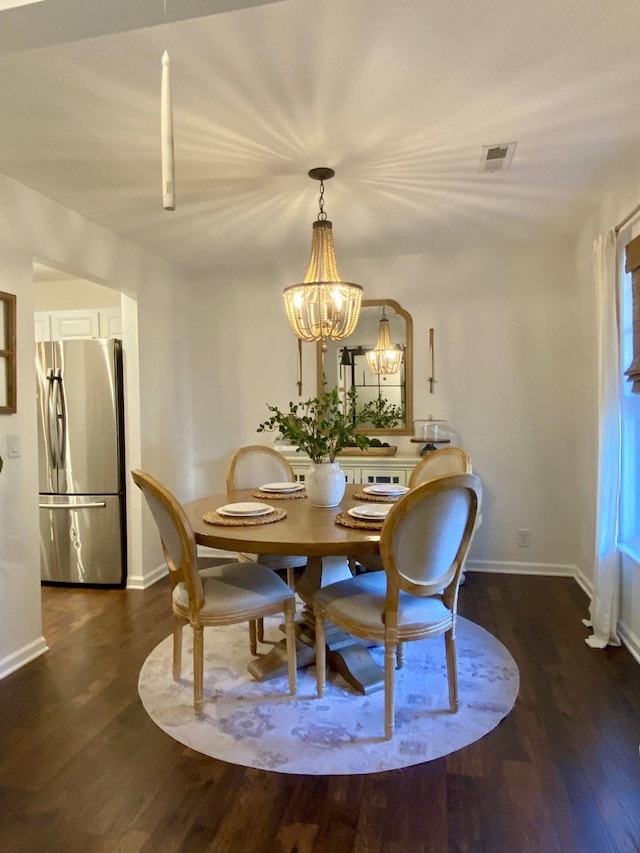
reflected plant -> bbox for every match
[357,395,405,430]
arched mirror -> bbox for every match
[316,299,413,435]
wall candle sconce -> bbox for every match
[428,328,436,393]
[296,339,303,396]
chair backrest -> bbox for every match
[380,473,481,604]
[408,446,472,488]
[225,445,295,491]
[131,469,204,610]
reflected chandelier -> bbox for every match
[283,168,363,342]
[366,306,403,375]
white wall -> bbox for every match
[0,172,196,678]
[189,237,588,579]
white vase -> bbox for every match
[306,461,346,507]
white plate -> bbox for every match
[363,485,409,497]
[348,504,393,521]
[216,502,274,517]
[259,482,304,493]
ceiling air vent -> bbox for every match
[479,142,517,173]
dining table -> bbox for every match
[184,483,396,694]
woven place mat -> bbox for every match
[335,511,384,531]
[352,489,399,504]
[251,488,307,501]
[203,507,287,527]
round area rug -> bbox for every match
[138,615,519,775]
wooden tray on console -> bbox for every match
[338,446,398,457]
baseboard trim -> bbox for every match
[617,620,640,665]
[0,636,48,680]
[466,559,578,577]
[126,563,168,590]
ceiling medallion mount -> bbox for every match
[308,167,335,182]
[283,167,363,343]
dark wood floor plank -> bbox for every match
[0,573,639,852]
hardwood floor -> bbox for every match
[1,573,639,852]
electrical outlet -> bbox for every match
[517,529,531,548]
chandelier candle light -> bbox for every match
[366,306,403,375]
[161,50,175,211]
[283,168,363,343]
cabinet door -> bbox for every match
[35,312,52,342]
[51,310,100,340]
[99,308,122,338]
[360,467,407,486]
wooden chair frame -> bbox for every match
[132,469,297,716]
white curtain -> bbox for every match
[583,230,622,648]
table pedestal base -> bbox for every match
[246,555,384,694]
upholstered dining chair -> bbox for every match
[225,445,307,590]
[356,446,473,575]
[314,472,481,740]
[131,469,297,717]
[408,445,472,487]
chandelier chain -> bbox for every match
[317,180,328,221]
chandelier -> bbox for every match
[366,307,403,375]
[283,168,363,342]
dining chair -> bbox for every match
[408,446,472,487]
[357,446,473,575]
[225,445,307,590]
[314,472,481,740]
[131,469,297,717]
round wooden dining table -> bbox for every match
[184,484,385,693]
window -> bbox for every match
[619,235,640,556]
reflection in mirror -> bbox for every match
[317,299,413,435]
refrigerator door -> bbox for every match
[39,494,125,585]
[55,338,123,495]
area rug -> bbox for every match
[138,615,519,775]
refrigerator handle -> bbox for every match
[39,501,107,510]
[52,368,67,468]
[46,369,60,469]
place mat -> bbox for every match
[203,507,287,527]
[352,489,399,504]
[251,488,307,501]
[335,511,383,531]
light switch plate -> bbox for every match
[7,434,20,458]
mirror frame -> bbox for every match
[316,298,413,435]
[0,291,16,415]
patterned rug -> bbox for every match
[138,615,519,775]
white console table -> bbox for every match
[276,448,419,486]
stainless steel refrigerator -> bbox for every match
[37,338,126,586]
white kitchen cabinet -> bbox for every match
[278,450,418,486]
[34,308,122,341]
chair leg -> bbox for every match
[315,608,326,697]
[257,617,265,644]
[384,639,396,740]
[172,617,184,680]
[445,629,458,712]
[284,599,297,695]
[286,566,295,589]
[192,624,204,718]
[249,620,257,656]
[396,641,405,669]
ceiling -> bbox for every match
[2,0,640,274]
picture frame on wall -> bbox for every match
[0,291,17,414]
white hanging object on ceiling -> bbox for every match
[161,50,175,211]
